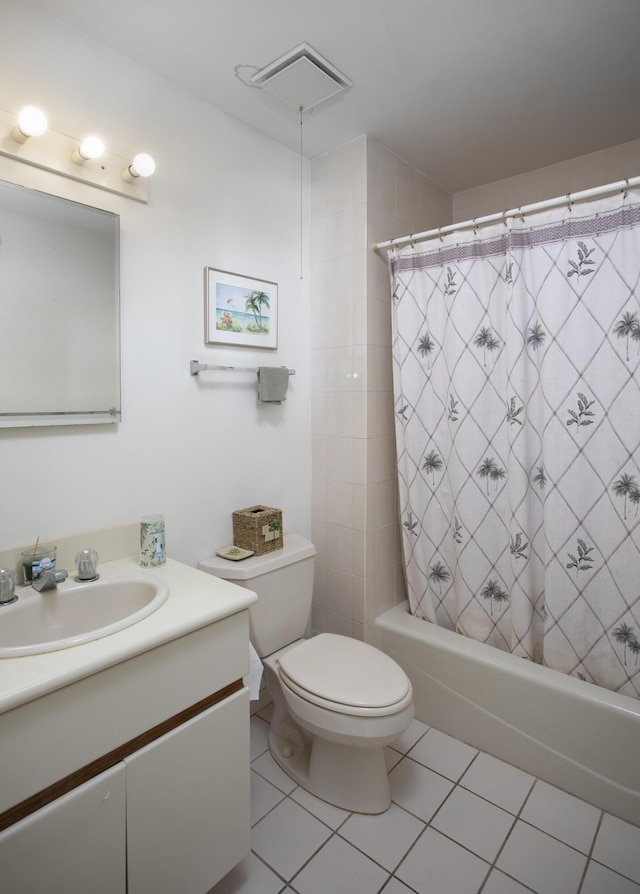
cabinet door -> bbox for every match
[0,764,126,894]
[126,688,250,894]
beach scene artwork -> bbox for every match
[206,268,277,348]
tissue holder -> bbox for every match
[232,505,283,555]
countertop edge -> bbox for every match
[0,555,257,714]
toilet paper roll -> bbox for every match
[244,642,264,701]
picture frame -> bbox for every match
[205,267,278,349]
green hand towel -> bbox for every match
[257,366,289,403]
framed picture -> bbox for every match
[205,267,278,349]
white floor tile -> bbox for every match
[249,716,270,761]
[380,880,418,894]
[251,769,286,826]
[407,727,478,781]
[389,757,454,822]
[460,751,535,815]
[396,827,490,894]
[592,814,640,884]
[496,820,587,894]
[384,745,403,772]
[290,786,351,830]
[251,799,332,881]
[251,751,298,794]
[291,834,389,894]
[208,852,285,894]
[520,779,601,853]
[581,860,640,893]
[431,786,514,862]
[256,702,274,724]
[339,802,426,871]
[389,718,429,754]
[244,717,639,894]
[480,868,534,893]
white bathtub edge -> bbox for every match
[375,602,640,827]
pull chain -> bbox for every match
[299,105,303,280]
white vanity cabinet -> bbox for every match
[0,765,127,894]
[0,689,249,894]
[127,688,249,894]
[0,560,256,894]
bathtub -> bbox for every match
[374,602,640,827]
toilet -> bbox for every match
[198,534,414,814]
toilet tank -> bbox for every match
[198,534,316,658]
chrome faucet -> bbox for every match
[32,569,68,592]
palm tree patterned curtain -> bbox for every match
[390,191,640,698]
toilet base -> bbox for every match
[268,726,392,814]
[262,645,412,815]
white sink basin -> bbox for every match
[0,573,169,658]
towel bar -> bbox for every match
[190,360,295,376]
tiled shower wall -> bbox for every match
[310,136,452,642]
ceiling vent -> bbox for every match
[250,43,352,113]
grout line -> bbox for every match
[575,809,604,894]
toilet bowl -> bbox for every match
[198,534,414,814]
[266,633,414,813]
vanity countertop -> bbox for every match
[0,556,257,715]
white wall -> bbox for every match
[0,1,312,566]
[454,139,640,221]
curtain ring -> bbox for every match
[438,227,444,242]
[518,207,525,222]
[566,193,573,212]
[410,234,416,249]
[623,179,630,199]
[502,211,508,228]
[472,219,478,235]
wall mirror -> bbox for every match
[0,178,120,427]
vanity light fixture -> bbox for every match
[0,103,154,202]
[71,135,105,165]
[121,152,156,182]
[11,106,48,143]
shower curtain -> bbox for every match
[390,190,640,698]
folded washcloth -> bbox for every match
[257,366,289,403]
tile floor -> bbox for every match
[211,710,640,894]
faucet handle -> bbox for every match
[0,568,17,605]
[75,549,99,581]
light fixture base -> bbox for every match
[0,108,149,203]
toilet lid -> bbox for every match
[277,633,411,709]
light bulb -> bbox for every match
[131,153,156,177]
[12,106,48,142]
[80,136,104,159]
[71,136,105,164]
[121,152,156,183]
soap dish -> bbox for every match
[217,545,255,561]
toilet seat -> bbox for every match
[277,633,412,717]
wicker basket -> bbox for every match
[232,505,283,555]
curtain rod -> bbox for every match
[373,176,640,252]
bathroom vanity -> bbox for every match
[0,551,257,893]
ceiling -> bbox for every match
[25,0,640,193]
